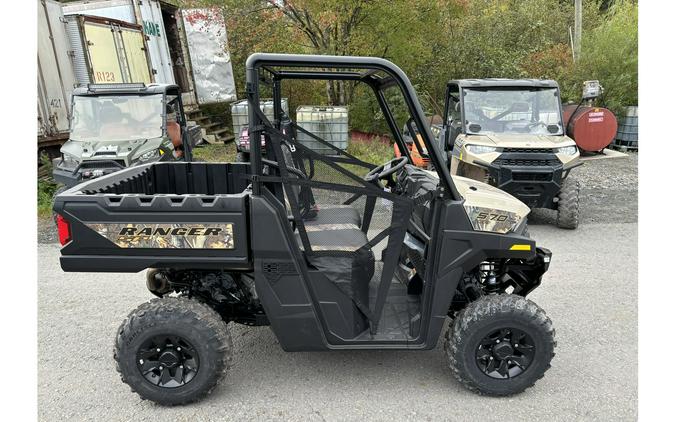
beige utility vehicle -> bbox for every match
[438,79,582,229]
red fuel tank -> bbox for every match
[563,105,618,152]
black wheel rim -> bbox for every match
[136,335,200,388]
[475,327,535,379]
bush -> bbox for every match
[576,1,638,112]
[347,136,393,165]
[38,179,58,218]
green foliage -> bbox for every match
[192,142,238,162]
[575,1,638,112]
[346,136,393,166]
[38,179,58,218]
[443,0,573,79]
[185,0,637,130]
[37,152,58,218]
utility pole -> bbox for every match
[574,0,583,61]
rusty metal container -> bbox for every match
[563,105,618,152]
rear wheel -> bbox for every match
[556,176,580,229]
[445,294,555,396]
[114,297,232,405]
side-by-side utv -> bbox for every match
[52,83,199,189]
[439,79,582,229]
[54,54,556,405]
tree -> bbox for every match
[181,0,459,106]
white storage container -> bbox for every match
[231,99,289,144]
[38,0,77,144]
[296,106,349,154]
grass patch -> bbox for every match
[38,179,58,219]
[37,152,59,219]
[192,142,238,162]
[346,136,393,165]
[191,137,392,167]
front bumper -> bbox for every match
[475,151,580,209]
[52,158,125,187]
[486,163,563,209]
[502,246,552,296]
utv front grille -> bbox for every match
[501,148,555,154]
[80,160,126,169]
[512,172,552,181]
[493,158,560,167]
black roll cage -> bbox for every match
[245,53,460,200]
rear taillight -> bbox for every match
[56,214,71,246]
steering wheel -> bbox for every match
[364,156,409,188]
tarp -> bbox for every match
[182,8,237,104]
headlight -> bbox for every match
[556,145,577,155]
[136,149,160,162]
[465,144,497,155]
[463,205,522,234]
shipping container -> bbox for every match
[38,0,77,146]
[65,14,153,85]
[62,0,236,105]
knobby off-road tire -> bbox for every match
[114,297,233,406]
[556,176,580,229]
[445,294,556,396]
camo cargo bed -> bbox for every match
[54,162,253,272]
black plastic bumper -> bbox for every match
[53,159,125,188]
[503,246,552,296]
[473,149,580,209]
[485,162,563,208]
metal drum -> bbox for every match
[563,105,618,152]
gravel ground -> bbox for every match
[38,153,638,421]
[530,152,638,226]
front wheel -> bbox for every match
[445,294,555,396]
[556,176,580,229]
[114,297,232,405]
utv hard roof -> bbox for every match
[73,83,180,96]
[449,79,559,89]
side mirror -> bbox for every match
[468,123,482,133]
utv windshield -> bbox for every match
[463,88,563,135]
[70,94,164,142]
